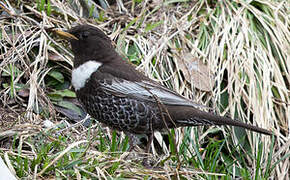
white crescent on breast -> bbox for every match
[72,60,102,90]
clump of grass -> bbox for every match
[0,0,289,179]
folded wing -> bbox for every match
[101,78,206,108]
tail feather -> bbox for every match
[167,106,272,135]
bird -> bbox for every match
[55,24,272,153]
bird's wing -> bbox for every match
[100,78,206,108]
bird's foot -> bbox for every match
[125,132,141,151]
[142,156,154,168]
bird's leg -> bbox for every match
[142,132,154,167]
[145,132,154,154]
[124,132,139,152]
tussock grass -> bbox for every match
[0,0,289,179]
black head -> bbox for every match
[68,25,111,45]
[66,25,116,66]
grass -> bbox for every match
[0,0,289,179]
[1,126,278,179]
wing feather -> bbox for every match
[100,78,206,108]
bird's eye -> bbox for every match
[80,31,89,39]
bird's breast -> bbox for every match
[77,88,162,134]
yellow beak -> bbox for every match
[54,30,78,40]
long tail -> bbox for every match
[193,110,272,135]
[168,106,272,135]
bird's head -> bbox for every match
[55,25,116,66]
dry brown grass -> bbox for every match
[0,0,289,179]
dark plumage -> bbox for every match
[56,25,271,152]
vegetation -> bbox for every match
[0,0,289,179]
